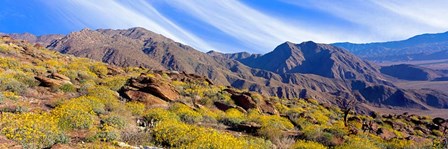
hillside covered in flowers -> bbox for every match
[0,36,447,148]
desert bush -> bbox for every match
[120,131,154,146]
[292,140,327,149]
[169,103,203,123]
[336,135,379,149]
[51,96,102,130]
[144,108,179,123]
[219,108,246,126]
[248,111,294,142]
[1,91,20,100]
[0,76,27,95]
[89,62,108,77]
[0,112,69,148]
[59,83,76,93]
[0,57,20,69]
[92,125,120,142]
[101,76,128,91]
[384,138,413,149]
[101,115,126,129]
[152,120,271,148]
[125,101,146,116]
[197,107,223,123]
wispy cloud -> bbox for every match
[40,0,214,51]
[162,1,339,52]
[34,0,448,53]
[283,0,448,42]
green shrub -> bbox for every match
[102,115,126,129]
[92,126,120,142]
[59,83,76,93]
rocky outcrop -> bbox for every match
[123,90,168,107]
[223,89,279,115]
[35,73,72,88]
[120,74,179,103]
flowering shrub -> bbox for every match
[220,108,245,126]
[292,140,327,149]
[152,120,272,148]
[101,76,128,91]
[169,103,203,123]
[51,96,100,130]
[125,101,146,116]
[144,108,179,123]
[0,112,68,148]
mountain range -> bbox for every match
[333,31,448,62]
[3,27,448,114]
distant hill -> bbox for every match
[0,32,63,46]
[8,27,448,113]
[333,31,448,62]
[380,64,448,81]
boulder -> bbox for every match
[124,90,168,107]
[231,94,257,110]
[35,76,65,87]
[214,101,234,111]
[258,100,279,115]
[121,75,179,102]
[142,84,178,102]
[51,73,70,81]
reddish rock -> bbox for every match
[121,75,179,102]
[35,76,65,87]
[231,94,257,110]
[214,101,234,111]
[51,73,70,81]
[258,100,279,115]
[144,84,179,101]
[124,90,167,107]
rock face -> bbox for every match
[224,89,279,115]
[35,73,72,88]
[123,90,168,107]
[120,74,179,103]
[30,27,448,112]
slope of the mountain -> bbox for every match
[41,28,448,112]
[0,32,63,46]
[380,64,446,81]
[333,31,448,61]
[236,41,386,84]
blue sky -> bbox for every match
[1,0,448,53]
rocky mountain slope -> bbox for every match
[1,36,448,148]
[10,27,448,114]
[333,31,448,62]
